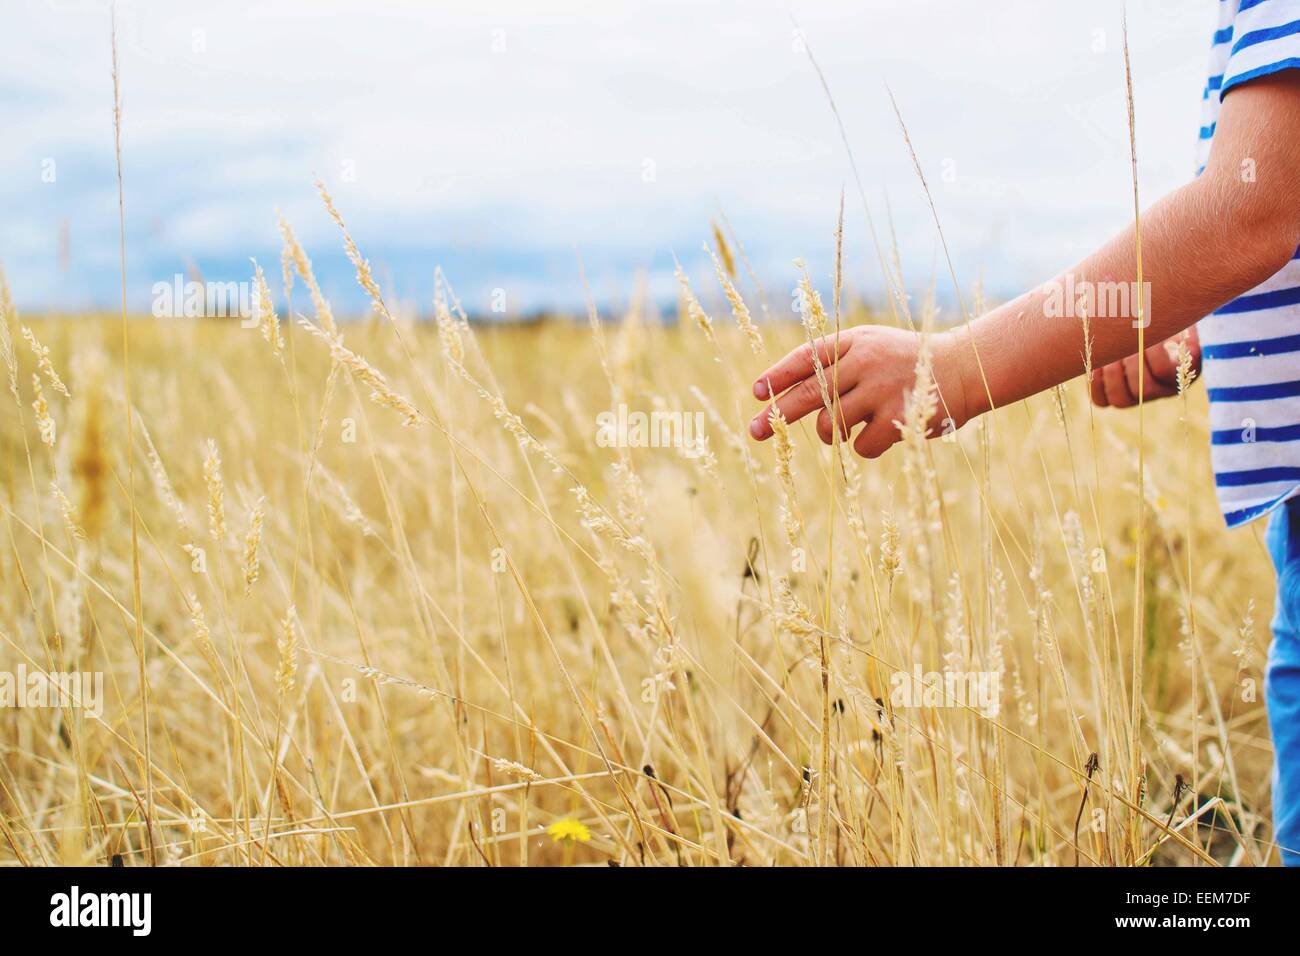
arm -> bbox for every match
[956,71,1300,419]
[750,72,1300,457]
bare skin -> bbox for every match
[1090,323,1201,409]
[749,72,1300,456]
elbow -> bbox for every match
[1217,189,1300,284]
[1193,162,1300,286]
[1244,213,1300,280]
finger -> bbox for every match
[816,385,872,444]
[1122,354,1143,400]
[1090,367,1109,407]
[1138,348,1180,398]
[1151,334,1202,389]
[1142,380,1180,400]
[750,375,840,439]
[1141,349,1180,398]
[752,334,853,400]
[1143,340,1179,385]
[1103,360,1137,408]
[853,413,900,460]
[1126,351,1179,401]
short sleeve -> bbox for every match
[1222,0,1300,98]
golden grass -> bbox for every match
[0,267,1277,864]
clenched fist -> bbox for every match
[1089,327,1201,408]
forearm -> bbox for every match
[948,175,1296,419]
[944,74,1300,422]
[748,76,1300,458]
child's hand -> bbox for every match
[1089,326,1200,408]
[748,326,971,459]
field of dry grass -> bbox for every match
[0,224,1279,863]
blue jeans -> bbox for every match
[1265,498,1300,866]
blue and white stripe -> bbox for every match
[1197,0,1300,526]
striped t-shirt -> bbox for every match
[1197,0,1300,527]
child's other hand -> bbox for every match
[1089,326,1200,408]
[748,326,971,459]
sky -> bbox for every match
[0,0,1218,320]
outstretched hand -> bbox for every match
[748,326,971,459]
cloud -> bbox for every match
[0,0,1216,315]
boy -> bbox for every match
[748,1,1300,864]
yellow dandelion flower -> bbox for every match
[546,818,592,844]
